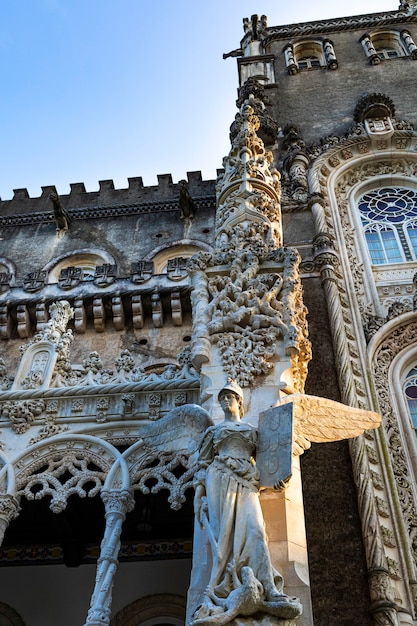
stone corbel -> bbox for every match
[112,296,125,331]
[132,295,144,329]
[35,302,48,332]
[0,305,11,340]
[93,298,106,333]
[16,304,30,339]
[84,489,135,626]
[151,293,163,328]
[171,292,183,326]
[74,298,87,334]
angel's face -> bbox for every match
[219,391,241,421]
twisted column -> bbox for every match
[84,489,135,626]
[312,233,401,624]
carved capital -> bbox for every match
[101,489,135,516]
[0,494,21,523]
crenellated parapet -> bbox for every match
[0,171,216,224]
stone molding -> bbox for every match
[110,593,186,626]
[0,602,25,626]
[263,10,417,43]
[0,195,216,227]
[308,133,417,622]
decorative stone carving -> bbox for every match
[58,266,83,289]
[29,415,69,445]
[0,495,21,546]
[16,446,111,514]
[23,270,47,292]
[94,264,117,286]
[189,382,379,625]
[178,179,195,220]
[50,191,71,238]
[167,257,188,281]
[2,400,45,434]
[130,260,154,283]
[0,358,13,390]
[233,78,278,145]
[0,272,11,293]
[148,393,161,420]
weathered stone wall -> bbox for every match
[302,276,372,625]
[267,21,417,145]
[0,173,216,281]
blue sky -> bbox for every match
[0,0,397,199]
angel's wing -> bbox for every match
[257,394,380,488]
[137,404,213,455]
[277,393,381,454]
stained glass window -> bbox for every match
[358,187,417,264]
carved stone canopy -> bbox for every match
[353,93,396,123]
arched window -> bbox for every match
[283,39,337,74]
[358,187,417,265]
[361,30,417,64]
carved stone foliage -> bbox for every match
[15,445,113,513]
[373,321,417,569]
[199,248,310,388]
[50,347,197,389]
[364,300,413,341]
[215,99,282,252]
[233,78,278,145]
[2,400,45,434]
[130,450,196,511]
[0,358,13,390]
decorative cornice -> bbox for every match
[264,11,417,43]
[0,195,216,228]
[0,539,193,565]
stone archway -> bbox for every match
[110,594,186,626]
[0,602,25,626]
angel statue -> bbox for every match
[191,380,302,625]
[188,380,380,625]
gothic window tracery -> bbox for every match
[358,187,417,265]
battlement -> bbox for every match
[0,170,222,218]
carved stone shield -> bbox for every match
[256,403,293,489]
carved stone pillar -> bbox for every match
[260,458,313,623]
[313,235,358,395]
[312,235,404,624]
[0,495,21,546]
[84,489,135,626]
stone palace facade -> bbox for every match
[0,3,417,626]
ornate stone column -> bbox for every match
[0,494,21,546]
[84,489,135,626]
